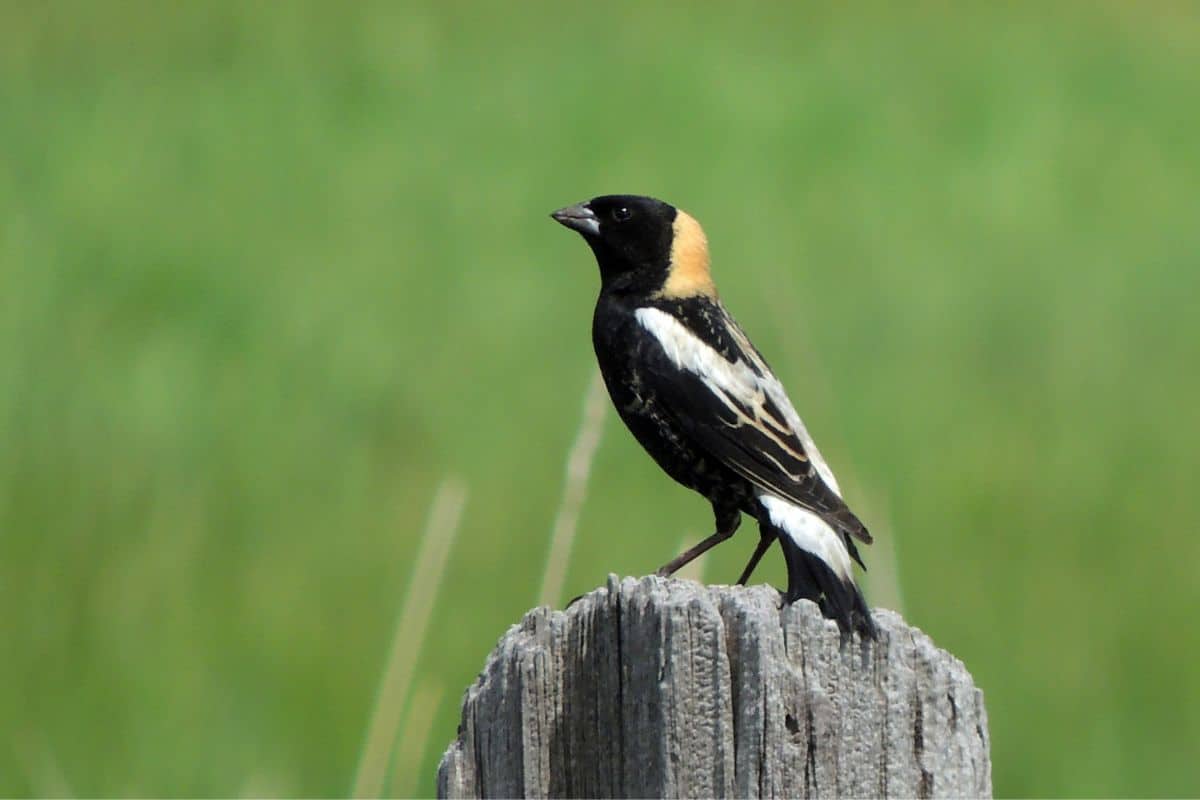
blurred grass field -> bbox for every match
[2,1,1199,796]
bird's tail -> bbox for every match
[757,494,876,639]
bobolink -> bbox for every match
[552,195,876,638]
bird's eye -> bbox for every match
[612,207,632,222]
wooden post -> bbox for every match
[438,575,990,799]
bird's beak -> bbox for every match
[551,202,600,236]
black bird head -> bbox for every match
[551,194,715,299]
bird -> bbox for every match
[551,194,876,638]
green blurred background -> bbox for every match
[2,2,1198,796]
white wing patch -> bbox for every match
[635,305,760,410]
[758,494,854,582]
[634,305,840,492]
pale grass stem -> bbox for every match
[538,369,607,608]
[352,478,468,799]
[239,768,289,798]
[857,490,905,615]
[388,681,446,797]
[15,733,74,799]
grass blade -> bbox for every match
[387,681,445,798]
[352,478,468,799]
[538,369,607,608]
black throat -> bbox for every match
[586,239,670,297]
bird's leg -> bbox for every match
[655,505,741,578]
[736,530,775,585]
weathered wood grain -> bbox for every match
[438,575,990,799]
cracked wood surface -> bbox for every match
[437,575,990,799]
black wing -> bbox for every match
[636,304,872,546]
